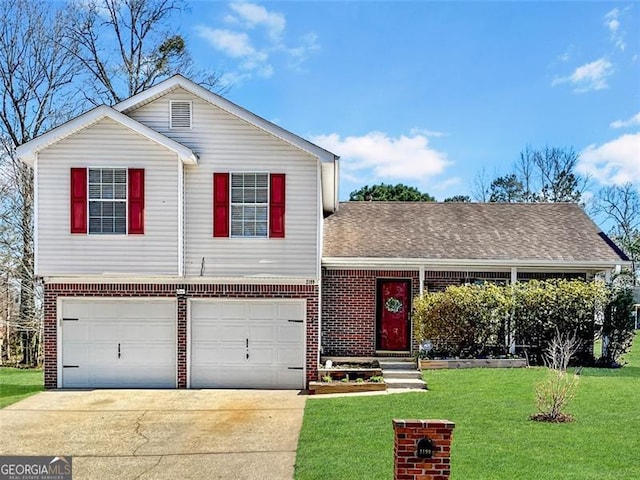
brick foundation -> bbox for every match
[44,282,318,389]
[393,419,455,480]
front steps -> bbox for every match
[377,358,427,391]
[319,356,428,391]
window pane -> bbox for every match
[114,217,126,234]
[89,202,100,216]
[255,174,268,188]
[244,189,256,203]
[256,189,268,203]
[245,222,256,237]
[231,174,244,187]
[114,169,127,183]
[102,202,114,216]
[231,188,243,203]
[101,218,114,233]
[256,222,267,236]
[89,217,101,234]
[102,169,113,183]
[231,221,243,236]
[102,185,113,199]
[256,206,267,221]
[114,184,126,199]
[115,202,126,217]
[88,184,101,199]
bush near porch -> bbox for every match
[413,280,633,365]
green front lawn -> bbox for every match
[0,368,44,408]
[295,336,640,479]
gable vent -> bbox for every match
[170,101,192,128]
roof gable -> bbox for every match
[113,74,337,163]
[16,105,198,165]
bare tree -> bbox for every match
[471,167,491,202]
[0,0,80,365]
[592,183,640,284]
[66,0,224,105]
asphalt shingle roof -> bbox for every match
[322,202,628,262]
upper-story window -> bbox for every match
[169,100,192,129]
[88,168,127,234]
[230,172,268,237]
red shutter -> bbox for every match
[70,168,87,234]
[128,168,145,234]
[213,173,230,237]
[269,174,285,238]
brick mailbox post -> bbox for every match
[392,419,455,480]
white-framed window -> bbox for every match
[230,172,268,237]
[88,168,127,234]
[169,100,192,129]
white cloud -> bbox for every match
[229,2,286,42]
[552,58,613,93]
[610,112,640,129]
[196,28,256,58]
[578,133,640,185]
[197,2,319,85]
[604,8,626,51]
[409,128,446,138]
[311,131,452,182]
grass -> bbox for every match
[0,367,44,408]
[295,334,640,480]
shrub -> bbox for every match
[531,330,580,423]
[512,279,608,365]
[599,287,636,367]
[413,283,512,358]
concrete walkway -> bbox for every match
[0,389,307,479]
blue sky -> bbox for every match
[184,1,639,204]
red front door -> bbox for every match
[377,279,411,351]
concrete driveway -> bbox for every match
[0,389,307,479]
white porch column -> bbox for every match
[419,266,425,295]
[509,267,518,355]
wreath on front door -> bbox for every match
[385,297,403,313]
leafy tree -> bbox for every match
[349,183,436,202]
[66,0,223,105]
[599,287,635,366]
[444,195,471,202]
[489,174,525,202]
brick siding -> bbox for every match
[44,283,318,389]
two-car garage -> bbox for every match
[58,298,306,389]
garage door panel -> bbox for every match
[277,324,303,342]
[276,303,304,321]
[61,299,176,388]
[190,300,305,389]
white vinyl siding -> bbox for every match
[37,117,179,276]
[128,88,320,278]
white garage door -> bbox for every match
[60,299,176,388]
[190,299,305,389]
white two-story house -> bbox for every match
[17,75,628,390]
[17,75,338,390]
